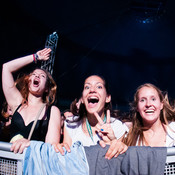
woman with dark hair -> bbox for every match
[56,75,128,159]
[0,100,13,142]
[2,48,61,153]
[124,83,175,147]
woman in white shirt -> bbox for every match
[56,75,128,159]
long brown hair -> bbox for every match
[78,75,114,121]
[124,83,175,146]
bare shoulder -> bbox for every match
[50,105,60,111]
[50,105,61,117]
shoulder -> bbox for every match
[168,121,175,129]
[49,105,61,119]
[65,118,82,129]
[110,117,123,125]
[50,105,61,113]
[110,117,129,132]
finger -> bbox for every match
[105,145,114,159]
[113,147,125,158]
[99,140,106,148]
[105,139,119,159]
[10,140,20,152]
[18,141,30,154]
[100,129,108,134]
[56,144,65,155]
[43,49,52,55]
[42,48,52,54]
[63,143,71,153]
[94,112,104,126]
[106,146,120,160]
[52,143,59,152]
[11,142,21,154]
[55,143,71,155]
[118,145,128,155]
[106,110,111,124]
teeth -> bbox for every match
[145,109,154,113]
[88,96,98,100]
[33,79,39,85]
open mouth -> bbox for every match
[33,79,40,86]
[88,96,99,104]
[145,109,154,114]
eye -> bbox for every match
[97,85,102,89]
[152,97,156,101]
[84,85,90,90]
[41,74,46,78]
[140,98,145,102]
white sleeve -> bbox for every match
[111,119,129,139]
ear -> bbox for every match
[106,94,111,103]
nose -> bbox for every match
[146,100,151,107]
[35,74,39,78]
[89,86,96,93]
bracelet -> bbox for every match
[33,53,38,64]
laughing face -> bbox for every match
[28,69,47,96]
[82,75,111,115]
[137,86,163,126]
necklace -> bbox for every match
[86,115,106,143]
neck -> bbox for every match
[28,93,43,106]
[143,118,163,132]
[86,112,105,127]
[143,120,166,146]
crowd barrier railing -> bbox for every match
[0,141,175,175]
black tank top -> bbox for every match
[10,104,51,142]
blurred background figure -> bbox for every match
[0,101,13,142]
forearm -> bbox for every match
[3,47,51,74]
[2,54,34,105]
[3,54,34,73]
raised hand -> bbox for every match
[36,48,52,61]
[94,110,128,159]
[94,110,116,143]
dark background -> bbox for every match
[1,0,175,112]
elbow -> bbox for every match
[2,63,9,73]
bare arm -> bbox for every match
[63,125,72,146]
[2,48,51,112]
[2,55,33,112]
[53,122,72,155]
[45,106,61,145]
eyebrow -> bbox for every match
[85,82,103,85]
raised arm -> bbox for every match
[2,48,51,112]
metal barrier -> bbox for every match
[0,141,175,175]
[164,147,175,175]
[0,141,25,175]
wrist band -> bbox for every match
[33,53,38,64]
